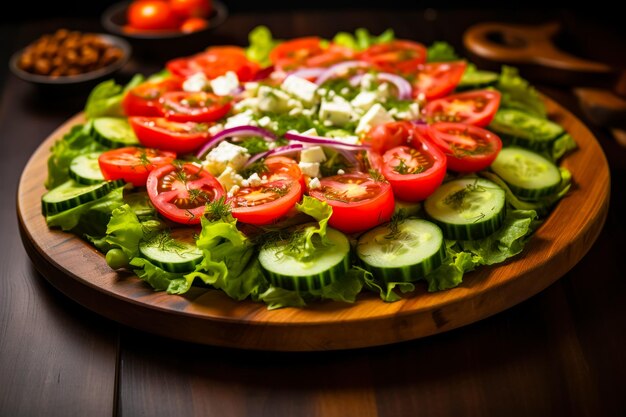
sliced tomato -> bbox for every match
[229,180,302,226]
[158,91,232,123]
[166,47,259,81]
[269,37,324,71]
[424,89,501,127]
[308,172,395,234]
[359,40,427,74]
[129,117,212,154]
[411,61,466,100]
[146,163,224,224]
[427,122,502,172]
[122,78,182,117]
[98,146,176,187]
[304,44,354,68]
[263,156,303,184]
[363,121,422,154]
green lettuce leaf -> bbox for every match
[551,133,578,161]
[246,25,280,67]
[46,122,106,189]
[290,196,333,261]
[332,28,394,51]
[85,74,144,119]
[495,66,546,117]
[256,285,306,310]
[426,41,460,62]
[351,266,414,302]
[45,186,125,236]
[130,257,190,294]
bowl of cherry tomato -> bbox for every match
[102,0,228,60]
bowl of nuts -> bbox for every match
[9,29,131,94]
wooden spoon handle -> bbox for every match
[463,22,612,73]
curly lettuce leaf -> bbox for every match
[332,28,394,51]
[130,258,190,294]
[256,285,306,310]
[350,266,414,302]
[426,41,460,62]
[84,74,144,119]
[246,25,280,67]
[46,122,106,189]
[495,66,546,117]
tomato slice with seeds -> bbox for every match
[381,132,447,202]
[122,78,182,117]
[427,122,502,173]
[359,40,427,74]
[229,180,302,226]
[424,89,501,127]
[147,163,225,224]
[308,172,395,234]
[98,146,176,187]
[364,121,425,154]
[269,37,323,71]
[158,91,232,123]
[166,47,260,81]
[263,156,304,185]
[129,117,212,154]
[411,61,466,100]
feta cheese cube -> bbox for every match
[355,103,394,134]
[319,97,353,127]
[217,166,244,191]
[257,86,291,113]
[183,72,209,92]
[300,128,318,136]
[351,91,377,112]
[210,71,240,96]
[227,185,240,198]
[329,135,359,145]
[224,110,256,129]
[257,116,272,127]
[246,173,262,187]
[208,123,224,136]
[298,161,320,178]
[308,177,321,190]
[300,146,326,163]
[204,141,250,175]
[281,75,319,104]
[337,169,345,175]
[233,97,259,112]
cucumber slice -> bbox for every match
[92,117,139,148]
[42,179,113,215]
[139,229,203,273]
[490,147,562,199]
[258,228,351,292]
[357,219,445,283]
[424,177,506,240]
[458,70,499,89]
[394,199,422,218]
[69,152,105,185]
[489,109,564,151]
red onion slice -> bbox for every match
[244,144,304,167]
[315,61,370,85]
[288,67,326,80]
[377,72,412,100]
[196,125,276,158]
[284,132,369,150]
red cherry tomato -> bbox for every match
[424,89,501,127]
[147,163,224,224]
[359,40,427,73]
[363,121,419,154]
[127,0,179,31]
[169,0,211,19]
[411,61,467,100]
[263,156,303,184]
[381,138,447,202]
[158,91,232,123]
[129,117,213,154]
[229,180,302,226]
[166,47,259,81]
[180,17,208,33]
[308,172,395,234]
[427,122,502,173]
[98,146,176,187]
[122,78,182,117]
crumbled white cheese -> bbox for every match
[204,141,250,175]
[208,123,224,136]
[300,146,327,163]
[337,169,345,175]
[281,75,319,104]
[210,71,240,96]
[355,103,394,134]
[257,85,291,113]
[224,110,256,129]
[217,166,243,192]
[300,128,318,136]
[351,91,378,112]
[308,177,321,190]
[257,116,272,127]
[227,185,240,198]
[298,161,320,178]
[319,96,353,127]
[183,72,209,92]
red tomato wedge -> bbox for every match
[424,89,501,127]
[364,121,428,154]
[166,47,260,81]
[122,78,182,117]
[98,146,176,187]
[411,61,467,100]
[381,136,447,202]
[427,122,502,172]
[308,172,395,234]
[359,40,427,74]
[269,37,322,71]
[264,156,303,185]
[158,91,232,123]
[147,163,224,224]
[129,117,212,154]
[229,180,302,226]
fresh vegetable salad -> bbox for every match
[42,27,576,309]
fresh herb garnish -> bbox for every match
[443,179,485,211]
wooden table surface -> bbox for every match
[1,8,625,417]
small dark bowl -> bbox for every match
[101,0,229,61]
[9,34,131,97]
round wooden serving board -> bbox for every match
[17,96,610,351]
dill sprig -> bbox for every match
[204,196,231,221]
[443,179,485,211]
[383,210,407,240]
[368,169,386,183]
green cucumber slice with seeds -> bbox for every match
[139,229,203,273]
[42,179,114,215]
[258,228,351,292]
[92,117,139,148]
[69,152,105,185]
[357,218,445,283]
[424,177,506,240]
[489,109,564,151]
[490,147,562,199]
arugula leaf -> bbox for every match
[427,41,460,62]
[84,74,144,119]
[246,25,280,67]
[495,66,546,117]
